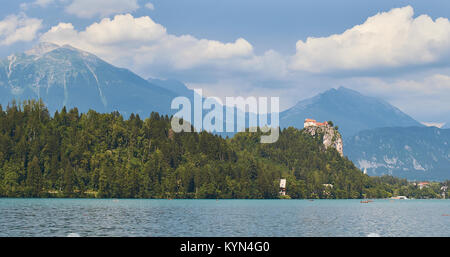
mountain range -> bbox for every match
[1,43,448,180]
[279,87,449,180]
[345,127,450,181]
[0,42,180,117]
[280,87,423,139]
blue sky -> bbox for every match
[2,0,449,55]
[1,0,450,124]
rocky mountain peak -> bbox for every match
[25,42,60,57]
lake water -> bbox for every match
[0,199,449,237]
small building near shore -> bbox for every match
[279,179,286,196]
[418,182,430,190]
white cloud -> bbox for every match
[0,14,42,46]
[20,0,56,10]
[65,0,140,18]
[145,3,155,11]
[40,14,285,79]
[39,6,450,83]
[343,72,450,122]
[290,6,450,73]
[32,0,55,7]
[35,6,450,122]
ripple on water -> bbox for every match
[0,199,449,237]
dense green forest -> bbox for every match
[0,100,448,199]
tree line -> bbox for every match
[0,100,447,199]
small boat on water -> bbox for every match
[390,196,408,200]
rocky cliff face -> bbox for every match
[304,126,344,156]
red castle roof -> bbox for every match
[305,119,328,126]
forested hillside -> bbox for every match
[0,100,445,199]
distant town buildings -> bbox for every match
[417,182,430,190]
[411,181,431,189]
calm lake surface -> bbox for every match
[0,199,449,237]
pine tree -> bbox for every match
[26,156,42,197]
[63,161,74,196]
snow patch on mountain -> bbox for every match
[412,158,426,171]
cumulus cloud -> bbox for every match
[20,0,56,10]
[35,6,450,121]
[35,0,55,7]
[40,14,285,79]
[39,6,450,82]
[290,6,450,73]
[0,14,43,46]
[344,72,450,121]
[65,0,140,18]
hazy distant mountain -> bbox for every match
[148,78,254,136]
[0,42,178,117]
[280,87,423,138]
[148,78,195,97]
[345,127,450,181]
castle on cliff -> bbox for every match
[303,118,344,157]
[304,119,329,128]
